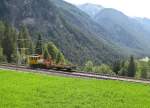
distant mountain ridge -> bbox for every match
[78,3,104,18]
[78,3,150,56]
[135,17,150,33]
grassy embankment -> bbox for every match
[0,70,150,108]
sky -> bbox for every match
[64,0,150,18]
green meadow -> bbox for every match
[0,70,150,108]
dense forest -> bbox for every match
[0,21,66,65]
[82,56,150,79]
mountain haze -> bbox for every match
[78,3,104,18]
[135,18,150,33]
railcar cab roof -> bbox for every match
[29,54,43,58]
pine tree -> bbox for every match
[127,56,136,77]
[47,42,59,61]
[18,25,31,55]
[139,61,149,79]
[10,27,18,62]
[56,52,65,64]
[43,45,50,59]
[35,34,43,55]
[0,46,4,62]
[118,60,128,76]
[84,61,94,72]
[0,21,5,44]
[2,23,14,63]
[112,60,121,74]
[44,42,66,64]
[21,26,30,49]
[0,21,5,60]
[0,22,31,63]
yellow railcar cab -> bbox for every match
[28,55,43,65]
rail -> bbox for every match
[0,63,150,84]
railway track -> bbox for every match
[0,64,150,84]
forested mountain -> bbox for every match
[78,4,150,56]
[0,0,125,65]
[94,8,150,56]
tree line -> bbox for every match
[0,21,66,64]
[82,56,150,79]
[35,34,66,64]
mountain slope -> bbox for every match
[94,8,150,56]
[0,0,124,64]
[78,3,150,56]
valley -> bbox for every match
[1,0,150,107]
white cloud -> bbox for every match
[64,0,150,18]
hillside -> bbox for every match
[94,8,150,55]
[78,4,150,56]
[0,0,125,64]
